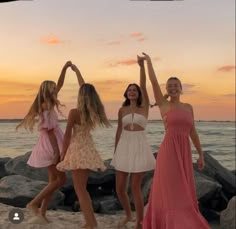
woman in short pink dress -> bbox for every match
[141,53,210,229]
[27,109,64,168]
[16,61,72,224]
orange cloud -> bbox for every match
[222,94,235,97]
[40,34,63,45]
[217,65,235,72]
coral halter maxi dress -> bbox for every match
[143,109,210,229]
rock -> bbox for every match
[5,152,116,196]
[193,151,236,198]
[97,196,121,214]
[199,206,220,222]
[4,152,49,182]
[0,175,64,209]
[0,157,11,178]
[231,169,236,176]
[194,170,222,203]
[231,170,236,176]
[215,170,236,197]
[87,168,116,197]
[60,184,77,206]
[220,196,236,229]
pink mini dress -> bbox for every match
[27,109,64,168]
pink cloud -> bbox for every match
[217,65,235,72]
[40,34,63,45]
[109,56,160,67]
[109,58,137,67]
[137,38,146,42]
[130,32,146,42]
[130,33,143,38]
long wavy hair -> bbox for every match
[122,83,142,107]
[16,80,62,131]
[77,83,111,129]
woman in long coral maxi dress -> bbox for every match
[141,53,210,229]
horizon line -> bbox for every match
[0,119,235,123]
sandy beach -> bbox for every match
[0,203,220,229]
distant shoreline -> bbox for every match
[0,119,235,123]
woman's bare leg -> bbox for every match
[27,165,66,217]
[72,169,97,228]
[130,172,144,229]
[116,171,132,227]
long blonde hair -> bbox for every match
[16,80,62,131]
[77,83,111,129]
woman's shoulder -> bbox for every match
[118,106,126,114]
[69,108,79,115]
[182,103,193,111]
[68,108,80,121]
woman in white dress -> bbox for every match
[111,56,155,229]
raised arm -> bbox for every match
[189,105,205,170]
[137,55,149,110]
[56,61,72,93]
[71,64,85,86]
[142,53,166,107]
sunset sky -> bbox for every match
[0,0,235,120]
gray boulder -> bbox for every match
[0,157,11,178]
[0,174,64,209]
[194,170,222,202]
[220,196,236,229]
[194,151,236,197]
[4,152,49,182]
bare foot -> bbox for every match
[41,215,50,223]
[117,215,132,227]
[26,203,39,216]
[28,215,49,224]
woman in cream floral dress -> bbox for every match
[57,64,110,229]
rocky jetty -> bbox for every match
[0,151,235,228]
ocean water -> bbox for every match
[0,120,235,170]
